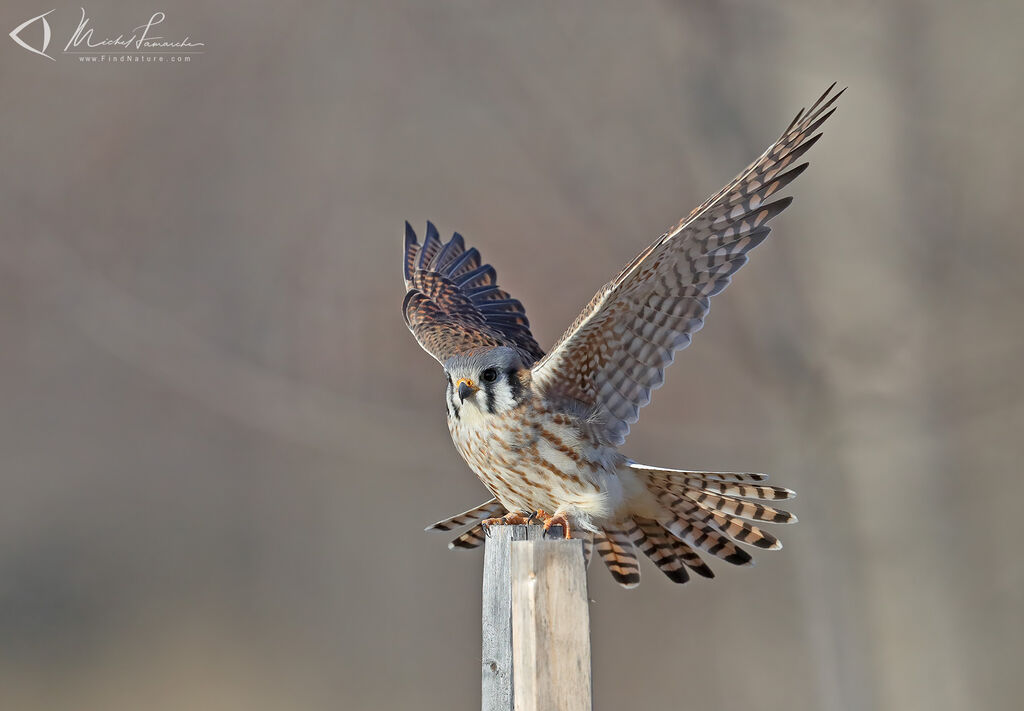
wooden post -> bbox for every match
[511,535,592,711]
[482,525,534,710]
[482,524,592,711]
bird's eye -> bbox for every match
[481,368,498,383]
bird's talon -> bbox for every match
[542,513,573,539]
[482,511,535,527]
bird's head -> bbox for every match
[443,347,531,419]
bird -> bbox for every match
[403,84,842,587]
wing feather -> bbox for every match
[532,85,843,444]
[402,222,545,364]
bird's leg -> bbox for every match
[482,511,533,527]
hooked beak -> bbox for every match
[456,378,479,402]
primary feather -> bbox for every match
[532,84,844,446]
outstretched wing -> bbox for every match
[403,222,545,364]
[532,84,843,445]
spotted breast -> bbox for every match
[447,397,629,532]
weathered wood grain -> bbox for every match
[483,525,585,710]
[482,525,536,711]
[510,535,591,711]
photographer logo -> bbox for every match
[9,8,203,63]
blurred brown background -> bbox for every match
[1,2,1022,710]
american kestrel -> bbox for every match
[404,85,842,587]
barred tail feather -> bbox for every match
[669,535,715,578]
[628,462,769,481]
[659,512,754,566]
[449,524,487,550]
[424,498,506,551]
[631,462,796,500]
[425,499,505,532]
[664,493,781,550]
[657,476,795,502]
[626,460,796,579]
[630,519,690,584]
[594,528,641,588]
[684,489,797,524]
[581,533,595,568]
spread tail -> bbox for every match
[619,462,796,586]
[424,463,795,588]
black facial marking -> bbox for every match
[446,378,460,420]
[483,377,496,414]
[507,369,523,403]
